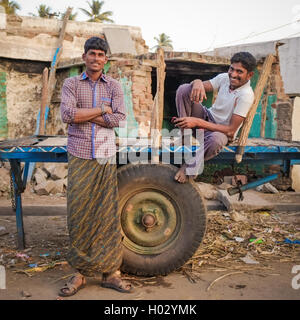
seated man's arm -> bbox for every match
[190,80,214,103]
[174,114,245,139]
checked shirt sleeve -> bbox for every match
[60,78,77,124]
[102,81,126,128]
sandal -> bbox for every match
[59,275,86,297]
[101,272,134,293]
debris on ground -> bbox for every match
[0,226,8,236]
[256,183,279,194]
[0,208,299,287]
[21,290,32,298]
[182,210,300,277]
[240,253,260,264]
[33,164,67,196]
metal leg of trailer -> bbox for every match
[227,173,279,196]
[9,160,29,250]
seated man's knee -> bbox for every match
[176,83,192,99]
[206,132,228,155]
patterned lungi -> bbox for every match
[66,153,123,277]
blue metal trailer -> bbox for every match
[0,135,299,275]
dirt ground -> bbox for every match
[0,191,299,301]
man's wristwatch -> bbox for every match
[100,102,106,115]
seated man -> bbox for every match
[174,51,256,183]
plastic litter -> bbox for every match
[283,238,300,245]
[259,211,270,216]
[0,226,8,236]
[39,253,50,257]
[249,238,264,244]
[240,253,259,264]
[234,237,244,242]
[16,253,30,261]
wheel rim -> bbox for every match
[120,188,181,255]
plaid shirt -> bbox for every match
[60,72,126,159]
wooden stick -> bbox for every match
[151,48,166,162]
[206,271,244,291]
[235,54,275,163]
[157,48,166,131]
[46,7,72,108]
[38,67,49,135]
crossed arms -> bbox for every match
[72,106,113,128]
[61,78,126,128]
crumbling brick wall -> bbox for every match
[107,57,154,133]
[269,60,293,141]
[276,101,293,141]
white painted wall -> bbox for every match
[291,97,300,191]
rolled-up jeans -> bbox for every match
[176,83,228,175]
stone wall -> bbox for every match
[276,101,293,142]
[0,60,48,139]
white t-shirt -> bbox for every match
[209,73,254,126]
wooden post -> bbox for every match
[157,48,166,131]
[38,67,49,135]
[46,7,72,108]
[151,48,166,162]
[235,54,275,163]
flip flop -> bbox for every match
[59,275,86,297]
[101,276,134,293]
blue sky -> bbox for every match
[16,0,300,52]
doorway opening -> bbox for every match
[151,60,229,133]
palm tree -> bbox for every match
[80,0,114,23]
[30,4,59,19]
[153,33,173,51]
[0,0,20,14]
[61,8,78,21]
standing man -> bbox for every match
[174,52,256,183]
[59,37,132,296]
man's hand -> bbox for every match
[104,106,113,114]
[174,117,202,129]
[191,80,207,103]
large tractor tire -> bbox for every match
[117,163,207,276]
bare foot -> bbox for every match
[174,164,188,183]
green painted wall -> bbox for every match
[0,72,8,139]
[69,67,80,77]
[265,95,277,139]
[115,71,139,138]
[249,68,277,139]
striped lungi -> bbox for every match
[66,153,123,277]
